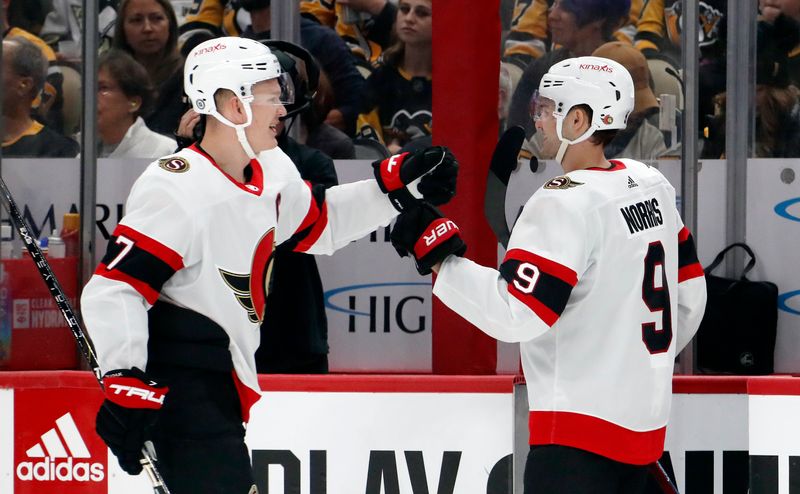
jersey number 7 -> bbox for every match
[642,241,672,354]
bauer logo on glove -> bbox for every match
[391,202,466,275]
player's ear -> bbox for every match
[226,96,249,125]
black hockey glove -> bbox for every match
[390,202,467,275]
[96,368,169,475]
[372,146,459,211]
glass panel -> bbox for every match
[1,0,82,370]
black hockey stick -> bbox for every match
[648,460,680,494]
[0,177,171,494]
[484,126,526,249]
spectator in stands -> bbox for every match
[2,0,62,129]
[634,0,726,123]
[502,0,641,72]
[592,41,669,160]
[301,0,398,72]
[507,0,632,137]
[240,1,366,137]
[703,13,800,158]
[113,0,187,136]
[97,49,177,158]
[1,37,79,157]
[303,67,357,159]
[760,0,800,88]
[356,0,432,154]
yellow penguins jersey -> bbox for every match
[433,159,706,464]
[635,0,725,55]
[503,0,642,68]
[301,0,394,64]
[179,0,246,45]
[81,144,397,420]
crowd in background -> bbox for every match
[2,0,800,161]
[1,0,433,160]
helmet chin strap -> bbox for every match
[210,98,257,160]
[554,116,596,165]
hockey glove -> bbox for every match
[372,146,459,211]
[390,202,467,275]
[96,368,169,475]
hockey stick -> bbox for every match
[0,177,171,494]
[648,460,680,494]
[484,126,526,249]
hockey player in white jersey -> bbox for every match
[81,37,457,493]
[390,57,707,493]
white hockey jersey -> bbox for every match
[434,159,706,464]
[81,144,397,420]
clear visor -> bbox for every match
[251,72,295,106]
[530,91,556,122]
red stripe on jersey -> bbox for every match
[294,181,322,233]
[188,144,264,195]
[678,226,691,242]
[504,249,578,286]
[296,201,329,252]
[508,288,560,326]
[529,411,665,465]
[95,263,160,304]
[678,263,704,282]
[232,371,261,423]
[113,224,184,272]
[586,160,627,172]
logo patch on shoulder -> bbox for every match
[543,176,584,190]
[158,157,190,173]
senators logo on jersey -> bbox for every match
[543,176,584,190]
[219,229,276,324]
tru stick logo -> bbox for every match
[16,412,105,482]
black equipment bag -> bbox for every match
[696,243,779,375]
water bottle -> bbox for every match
[48,229,66,258]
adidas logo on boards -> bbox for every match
[15,412,105,482]
[628,176,638,188]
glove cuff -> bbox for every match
[413,217,461,258]
[373,152,411,193]
[102,368,168,410]
[387,187,419,212]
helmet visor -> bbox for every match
[251,72,295,106]
[530,91,556,122]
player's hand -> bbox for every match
[373,146,459,211]
[95,368,168,475]
[390,202,466,275]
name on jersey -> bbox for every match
[620,198,663,235]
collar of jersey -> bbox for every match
[188,143,264,195]
[586,160,627,172]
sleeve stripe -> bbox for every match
[295,201,329,252]
[113,224,184,271]
[95,263,160,304]
[509,289,559,326]
[678,226,691,242]
[293,181,322,234]
[504,248,578,286]
[678,264,704,283]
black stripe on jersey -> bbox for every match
[282,183,328,252]
[499,258,573,326]
[678,230,700,269]
[100,235,177,297]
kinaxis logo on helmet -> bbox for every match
[16,412,105,482]
[195,42,227,56]
[579,63,613,73]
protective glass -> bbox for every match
[530,91,556,122]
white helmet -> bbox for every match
[184,37,294,157]
[536,56,634,161]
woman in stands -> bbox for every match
[97,49,176,158]
[356,0,432,154]
[113,0,187,136]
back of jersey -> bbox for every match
[516,158,684,464]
